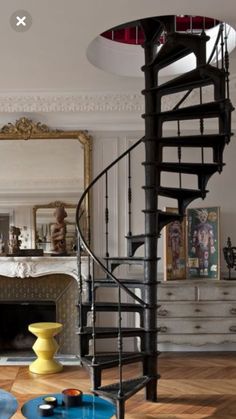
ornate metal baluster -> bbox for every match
[105,172,109,266]
[128,152,132,237]
[190,15,193,34]
[199,87,204,164]
[221,24,224,69]
[77,235,83,331]
[118,285,123,398]
[177,120,182,188]
[224,23,230,99]
[91,252,96,366]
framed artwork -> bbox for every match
[187,206,220,279]
[163,207,187,280]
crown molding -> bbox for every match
[0,92,144,113]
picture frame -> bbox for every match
[187,206,220,279]
[163,207,187,280]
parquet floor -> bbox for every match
[2,352,236,418]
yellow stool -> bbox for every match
[28,322,63,374]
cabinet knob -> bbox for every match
[230,308,236,315]
[157,309,168,317]
[158,326,168,333]
[229,326,236,332]
[166,292,173,296]
[223,291,229,295]
[195,325,201,329]
[195,308,201,313]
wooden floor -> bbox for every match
[2,352,236,418]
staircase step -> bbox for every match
[94,278,147,288]
[79,327,145,339]
[157,186,206,213]
[81,352,146,369]
[145,64,225,97]
[82,301,144,313]
[159,162,223,175]
[104,256,146,272]
[158,133,228,147]
[94,375,156,401]
[126,234,145,257]
[149,99,233,122]
[145,32,209,70]
[158,133,229,164]
[81,302,144,327]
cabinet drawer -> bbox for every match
[157,302,236,318]
[158,285,195,301]
[158,318,236,334]
[199,284,236,301]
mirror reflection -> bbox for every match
[0,117,92,255]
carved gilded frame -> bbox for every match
[0,117,92,247]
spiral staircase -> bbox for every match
[76,16,234,419]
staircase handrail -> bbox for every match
[76,136,146,307]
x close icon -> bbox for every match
[16,15,27,27]
[10,10,32,32]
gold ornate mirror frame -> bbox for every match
[0,117,92,248]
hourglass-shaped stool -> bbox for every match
[28,322,63,374]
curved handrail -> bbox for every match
[76,136,146,307]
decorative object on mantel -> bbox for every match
[8,226,21,254]
[223,237,236,280]
[34,201,76,255]
[50,206,67,255]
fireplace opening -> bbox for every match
[0,301,56,352]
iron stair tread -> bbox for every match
[79,327,145,338]
[93,376,155,401]
[157,186,205,199]
[93,278,148,288]
[82,302,144,313]
[159,162,223,174]
[145,64,224,95]
[125,234,146,242]
[149,99,233,122]
[81,352,146,368]
[158,133,229,147]
[147,32,209,70]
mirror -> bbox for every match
[0,117,92,251]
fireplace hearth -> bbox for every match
[0,301,56,351]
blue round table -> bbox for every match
[21,393,116,419]
[0,389,18,419]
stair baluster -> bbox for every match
[118,285,123,399]
[127,152,132,237]
[224,24,230,99]
[177,121,182,189]
[77,235,83,331]
[221,24,225,69]
[105,172,109,262]
[199,86,205,164]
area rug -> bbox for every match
[0,389,18,419]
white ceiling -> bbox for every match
[1,0,236,95]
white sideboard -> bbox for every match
[158,279,236,350]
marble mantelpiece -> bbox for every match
[0,256,88,280]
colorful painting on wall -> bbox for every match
[164,208,187,280]
[187,206,220,279]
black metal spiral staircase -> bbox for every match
[76,16,234,419]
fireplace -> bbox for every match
[0,256,89,357]
[0,273,79,355]
[0,301,56,351]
